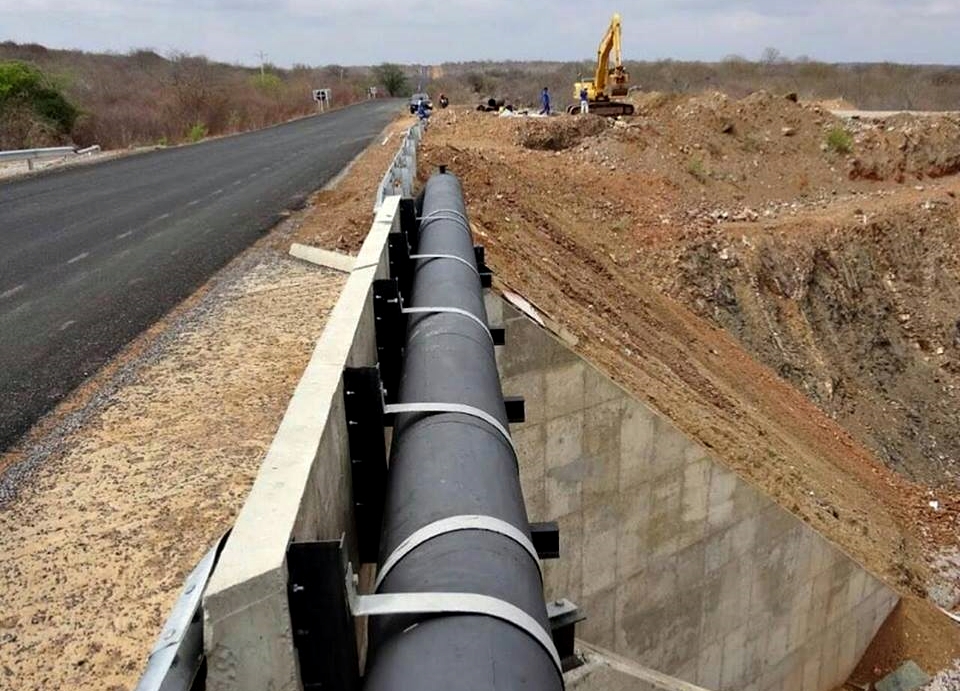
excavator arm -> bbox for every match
[592,13,623,96]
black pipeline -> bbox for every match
[362,171,562,691]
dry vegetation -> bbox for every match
[0,42,378,149]
[4,41,960,151]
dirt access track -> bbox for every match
[409,93,960,680]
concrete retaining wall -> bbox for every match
[488,293,899,691]
[201,197,399,691]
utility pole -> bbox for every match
[256,50,268,78]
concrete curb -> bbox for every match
[202,197,400,691]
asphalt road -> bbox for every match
[0,99,402,450]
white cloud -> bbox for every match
[1,0,958,65]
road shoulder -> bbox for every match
[0,116,407,690]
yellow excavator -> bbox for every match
[568,13,635,116]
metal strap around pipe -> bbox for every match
[417,210,472,236]
[348,590,562,674]
[374,515,542,592]
[418,208,469,225]
[401,306,492,343]
[409,254,480,276]
[383,402,517,462]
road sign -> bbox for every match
[313,88,333,111]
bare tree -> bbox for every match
[761,47,783,66]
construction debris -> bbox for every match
[289,243,356,273]
[876,661,932,691]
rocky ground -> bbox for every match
[922,660,960,691]
[404,95,960,683]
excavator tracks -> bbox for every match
[566,102,635,117]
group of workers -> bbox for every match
[417,87,589,119]
[415,93,450,126]
[539,86,590,115]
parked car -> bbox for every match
[409,93,432,114]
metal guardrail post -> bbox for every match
[133,534,229,691]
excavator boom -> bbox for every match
[592,13,622,95]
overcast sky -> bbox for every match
[2,0,959,66]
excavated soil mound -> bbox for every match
[849,114,960,181]
[515,114,611,151]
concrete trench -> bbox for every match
[488,291,899,691]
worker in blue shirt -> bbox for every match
[417,97,430,126]
[580,87,589,114]
[540,87,551,115]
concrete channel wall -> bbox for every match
[488,293,900,691]
[201,197,399,691]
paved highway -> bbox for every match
[0,99,401,450]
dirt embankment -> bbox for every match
[416,96,960,677]
[666,200,960,490]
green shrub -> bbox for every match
[826,127,853,154]
[252,73,282,94]
[687,157,709,183]
[0,60,78,144]
[373,63,409,97]
[187,122,207,142]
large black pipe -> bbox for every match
[363,172,562,691]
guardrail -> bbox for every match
[0,146,75,161]
[373,122,422,211]
[134,534,228,691]
[0,145,101,170]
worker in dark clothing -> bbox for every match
[580,86,589,114]
[539,87,551,115]
[417,98,431,128]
